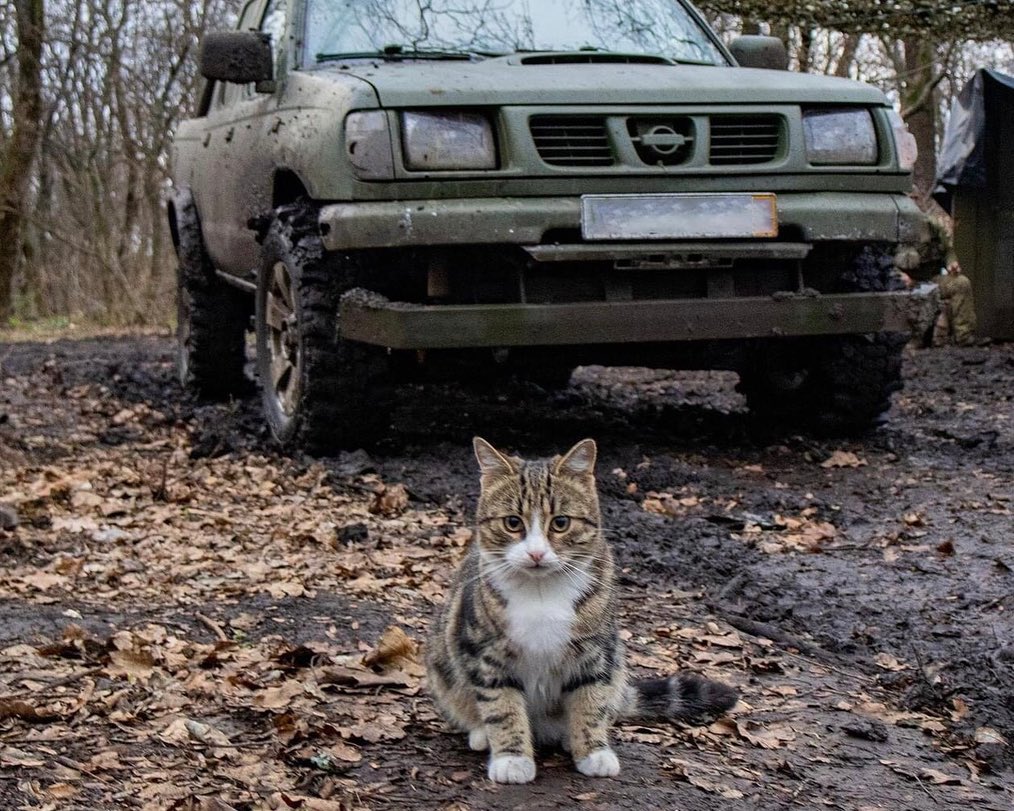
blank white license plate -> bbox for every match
[581,193,778,241]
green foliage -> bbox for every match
[696,1,1014,40]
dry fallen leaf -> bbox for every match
[0,698,61,723]
[669,758,746,799]
[107,648,155,682]
[369,483,409,517]
[344,716,407,743]
[47,783,79,800]
[319,665,413,689]
[1,746,46,768]
[707,717,794,749]
[920,768,961,785]
[184,719,232,747]
[873,652,908,672]
[89,750,122,771]
[739,722,796,749]
[642,492,701,517]
[974,727,1007,745]
[254,679,306,710]
[821,450,867,469]
[362,626,424,677]
[325,741,363,764]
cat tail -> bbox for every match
[618,674,737,722]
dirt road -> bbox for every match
[0,334,1011,810]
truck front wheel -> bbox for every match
[255,204,390,452]
[738,333,907,434]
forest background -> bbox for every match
[0,0,1012,327]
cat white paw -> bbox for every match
[576,748,620,778]
[468,728,489,751]
[488,754,536,784]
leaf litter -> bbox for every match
[0,337,1012,809]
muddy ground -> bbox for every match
[0,334,1011,810]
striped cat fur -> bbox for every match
[426,438,738,784]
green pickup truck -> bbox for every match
[169,0,934,450]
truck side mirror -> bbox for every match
[730,35,788,71]
[200,31,274,84]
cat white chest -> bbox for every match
[499,579,589,745]
[504,585,577,659]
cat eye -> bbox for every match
[550,516,571,533]
[502,515,524,533]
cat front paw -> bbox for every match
[468,728,489,751]
[488,754,536,784]
[575,747,620,778]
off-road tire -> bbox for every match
[176,240,249,400]
[738,332,908,434]
[255,203,390,452]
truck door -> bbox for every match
[198,0,288,280]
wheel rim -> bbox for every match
[265,260,301,416]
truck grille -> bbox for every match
[709,115,782,165]
[530,116,614,167]
[529,113,784,169]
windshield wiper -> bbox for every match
[317,45,494,63]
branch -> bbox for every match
[901,41,958,121]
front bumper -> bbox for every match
[319,192,928,250]
[340,288,938,349]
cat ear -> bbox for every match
[473,437,516,476]
[554,438,597,477]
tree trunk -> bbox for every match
[0,0,45,323]
[796,26,815,73]
[833,34,861,78]
[902,36,939,199]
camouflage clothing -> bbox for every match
[924,215,978,346]
[933,272,978,346]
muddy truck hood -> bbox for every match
[329,60,888,108]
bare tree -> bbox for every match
[699,1,1014,197]
[0,0,231,325]
[0,0,44,323]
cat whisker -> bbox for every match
[557,559,603,590]
[460,557,515,588]
[565,552,611,567]
[555,561,591,592]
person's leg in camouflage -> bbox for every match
[932,303,951,347]
[935,266,977,346]
[947,274,977,346]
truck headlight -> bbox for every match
[802,109,877,165]
[886,109,918,172]
[345,111,394,180]
[401,111,497,171]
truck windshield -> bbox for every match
[305,0,727,66]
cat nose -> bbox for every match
[527,550,545,564]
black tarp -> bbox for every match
[933,68,1014,210]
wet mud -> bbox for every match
[1,334,1011,809]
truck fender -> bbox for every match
[168,187,211,281]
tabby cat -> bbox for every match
[426,437,737,784]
